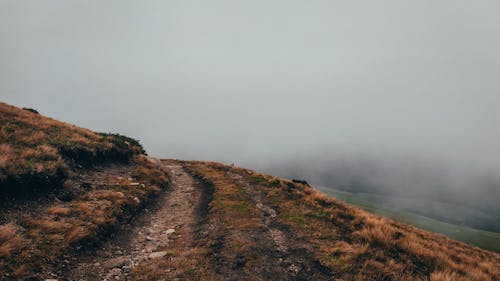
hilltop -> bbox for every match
[0,102,499,281]
[0,102,168,279]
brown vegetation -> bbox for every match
[0,102,144,196]
[126,161,215,281]
[1,101,498,280]
[0,155,168,279]
[0,102,169,279]
[0,224,24,257]
[181,161,500,281]
[175,161,331,280]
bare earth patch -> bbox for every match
[59,163,204,280]
[4,159,497,280]
[227,171,332,280]
[182,162,333,281]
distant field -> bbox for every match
[316,185,500,253]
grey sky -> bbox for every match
[1,1,500,172]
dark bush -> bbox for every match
[22,107,39,114]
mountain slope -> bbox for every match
[167,161,499,281]
[0,102,499,281]
[0,103,169,279]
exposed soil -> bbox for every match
[224,171,333,281]
[49,163,204,281]
[33,161,334,280]
[4,160,496,280]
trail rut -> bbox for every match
[53,163,203,281]
[226,171,333,281]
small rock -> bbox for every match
[146,236,154,241]
[112,268,122,275]
[45,279,58,281]
[129,182,140,186]
[122,265,131,273]
[165,229,175,235]
[94,262,101,267]
[115,250,123,255]
[149,251,168,259]
[288,264,300,274]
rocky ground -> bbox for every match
[49,163,203,281]
[35,160,334,281]
[14,160,497,281]
[224,171,332,280]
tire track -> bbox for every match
[57,163,203,280]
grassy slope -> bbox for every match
[0,103,169,279]
[0,102,145,194]
[316,185,500,253]
[2,102,499,280]
[179,161,500,281]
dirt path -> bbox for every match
[58,163,203,281]
[226,171,333,281]
[38,161,331,280]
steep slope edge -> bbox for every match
[176,161,499,281]
[0,103,169,279]
[0,102,144,198]
[1,102,498,280]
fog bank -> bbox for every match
[259,151,500,231]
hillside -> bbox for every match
[314,185,500,254]
[1,102,499,281]
[0,103,169,279]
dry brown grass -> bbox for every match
[130,244,215,281]
[0,102,143,193]
[0,102,169,278]
[2,100,498,280]
[185,162,261,229]
[260,173,499,280]
[130,160,263,280]
[0,154,168,279]
[0,224,25,257]
[188,162,500,281]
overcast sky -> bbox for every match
[1,1,499,172]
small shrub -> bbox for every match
[22,107,39,114]
[0,224,25,257]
